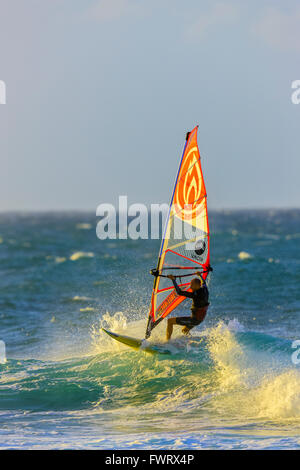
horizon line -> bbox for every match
[0,207,299,214]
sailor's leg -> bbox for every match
[176,316,202,336]
[166,318,177,341]
[182,326,191,335]
[180,307,209,336]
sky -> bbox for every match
[0,0,299,211]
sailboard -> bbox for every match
[145,125,211,339]
[101,328,170,354]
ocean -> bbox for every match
[0,209,300,449]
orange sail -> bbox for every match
[145,126,211,338]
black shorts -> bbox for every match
[175,316,202,329]
[175,306,208,329]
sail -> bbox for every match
[145,126,210,338]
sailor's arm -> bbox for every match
[195,271,207,286]
[167,275,193,298]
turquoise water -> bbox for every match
[0,210,300,449]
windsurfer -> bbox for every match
[165,272,209,340]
